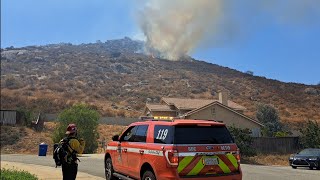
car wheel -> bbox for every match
[309,166,313,170]
[291,166,297,169]
[105,157,115,180]
[142,170,156,180]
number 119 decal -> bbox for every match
[156,129,168,140]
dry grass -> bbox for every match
[242,154,291,166]
[96,124,127,153]
[1,123,55,155]
[0,123,127,155]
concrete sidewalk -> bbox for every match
[1,161,104,180]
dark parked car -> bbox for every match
[289,148,320,170]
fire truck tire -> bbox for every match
[142,170,156,180]
[105,158,115,180]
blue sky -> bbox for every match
[2,0,320,85]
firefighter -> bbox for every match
[62,124,85,180]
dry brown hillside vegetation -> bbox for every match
[1,38,320,128]
[0,122,126,155]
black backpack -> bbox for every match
[53,137,77,167]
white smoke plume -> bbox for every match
[137,0,320,61]
[138,0,224,60]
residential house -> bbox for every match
[144,92,264,137]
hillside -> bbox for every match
[1,37,320,127]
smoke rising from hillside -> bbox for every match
[138,0,223,60]
[137,0,320,61]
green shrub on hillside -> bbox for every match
[299,120,320,148]
[16,108,36,127]
[1,168,38,180]
[52,104,100,153]
[256,103,284,137]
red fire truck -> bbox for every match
[105,117,242,180]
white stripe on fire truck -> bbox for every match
[106,146,164,156]
[178,151,237,157]
[175,143,236,146]
[106,146,118,150]
[107,146,236,157]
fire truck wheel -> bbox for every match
[142,170,156,180]
[105,158,115,180]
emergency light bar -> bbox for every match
[153,116,174,120]
[139,116,175,121]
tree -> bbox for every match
[299,120,320,148]
[256,103,283,137]
[16,108,36,127]
[228,126,256,156]
[52,104,100,153]
[245,71,254,76]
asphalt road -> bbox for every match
[241,164,320,180]
[1,154,320,180]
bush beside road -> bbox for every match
[1,168,38,180]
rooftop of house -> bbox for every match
[160,97,246,111]
[145,104,176,111]
[144,95,264,128]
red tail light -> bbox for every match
[165,149,179,166]
[236,148,241,163]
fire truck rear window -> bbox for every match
[174,126,234,144]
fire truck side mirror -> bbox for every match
[112,135,119,141]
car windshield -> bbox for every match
[299,149,320,155]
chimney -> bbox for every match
[218,91,228,106]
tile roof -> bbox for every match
[161,97,213,109]
[226,100,246,110]
[146,104,175,111]
[161,97,246,110]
